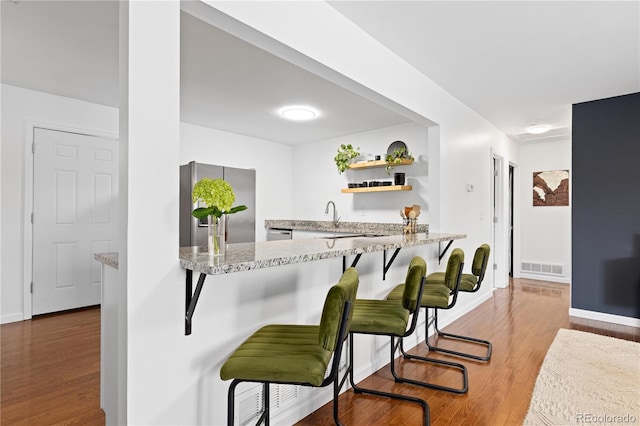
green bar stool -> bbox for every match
[418,244,492,361]
[347,256,431,425]
[220,268,359,426]
[386,248,469,394]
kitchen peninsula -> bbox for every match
[180,233,461,274]
[180,231,465,334]
[96,227,465,425]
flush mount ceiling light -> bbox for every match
[280,106,318,121]
[526,122,551,135]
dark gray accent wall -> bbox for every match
[572,92,640,319]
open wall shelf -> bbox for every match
[341,185,412,193]
[348,158,413,170]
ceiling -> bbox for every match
[329,1,640,142]
[2,1,639,145]
[1,0,411,145]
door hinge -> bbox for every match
[493,263,498,270]
[31,212,34,224]
[30,282,33,293]
[493,216,498,223]
[32,143,35,154]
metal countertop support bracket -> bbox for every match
[185,269,207,335]
[438,240,454,264]
[342,249,402,281]
[342,253,363,272]
[383,248,402,280]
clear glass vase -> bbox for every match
[207,215,226,256]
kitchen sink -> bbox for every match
[317,234,365,239]
[318,234,386,240]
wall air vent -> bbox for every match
[272,384,299,409]
[521,261,564,277]
[236,383,301,425]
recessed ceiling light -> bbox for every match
[280,106,318,121]
[526,122,551,135]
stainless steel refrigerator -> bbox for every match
[180,161,256,247]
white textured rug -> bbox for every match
[523,328,640,425]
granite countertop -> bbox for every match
[95,252,119,269]
[265,219,429,235]
[179,232,465,275]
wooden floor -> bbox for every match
[1,279,638,425]
[1,306,104,426]
[297,278,640,426]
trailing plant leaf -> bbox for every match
[385,147,414,174]
[334,144,360,174]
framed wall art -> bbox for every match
[533,170,569,206]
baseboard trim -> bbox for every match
[519,273,570,284]
[569,308,640,328]
[433,290,495,331]
[494,279,509,289]
[1,312,25,324]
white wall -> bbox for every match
[1,5,3,326]
[208,0,520,286]
[0,90,293,324]
[0,0,3,330]
[120,3,183,424]
[0,84,118,323]
[292,122,430,223]
[198,2,520,423]
[180,122,293,241]
[519,138,572,283]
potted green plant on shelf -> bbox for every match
[334,144,360,174]
[192,178,247,256]
[385,146,414,174]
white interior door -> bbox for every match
[32,128,118,315]
[492,154,507,288]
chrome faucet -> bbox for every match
[325,201,340,227]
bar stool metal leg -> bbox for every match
[227,379,240,426]
[348,333,430,425]
[397,334,468,394]
[426,307,492,361]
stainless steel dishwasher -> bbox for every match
[266,228,292,241]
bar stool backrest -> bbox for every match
[471,244,491,285]
[401,257,427,313]
[444,248,465,291]
[318,267,359,351]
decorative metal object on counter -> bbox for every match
[400,204,421,234]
